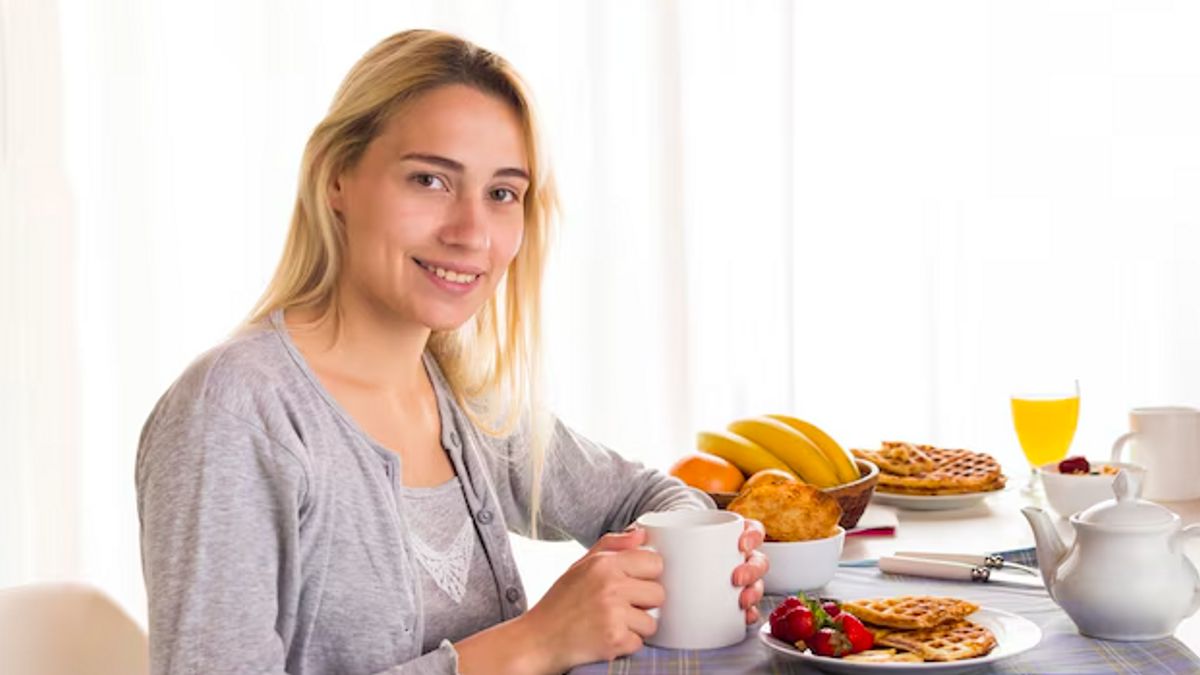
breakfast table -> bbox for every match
[536,487,1200,674]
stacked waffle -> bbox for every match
[852,442,1006,496]
[840,596,997,663]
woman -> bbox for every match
[136,29,766,674]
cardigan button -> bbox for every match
[505,587,521,603]
[448,431,460,448]
[477,509,494,525]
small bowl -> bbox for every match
[760,526,845,594]
[1038,460,1147,517]
[707,459,879,530]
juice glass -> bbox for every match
[1011,380,1080,494]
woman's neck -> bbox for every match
[285,288,432,397]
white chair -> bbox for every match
[0,582,148,675]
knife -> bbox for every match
[894,551,1040,575]
[880,556,1045,589]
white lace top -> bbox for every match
[400,477,504,653]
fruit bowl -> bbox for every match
[824,459,879,529]
[1037,459,1146,517]
[707,491,739,509]
[708,459,879,529]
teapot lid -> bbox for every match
[1076,471,1175,527]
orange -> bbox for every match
[669,453,746,493]
[741,467,799,493]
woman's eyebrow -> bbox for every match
[495,166,530,182]
[401,152,529,182]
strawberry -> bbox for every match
[768,606,797,642]
[770,604,818,643]
[808,627,853,658]
[770,596,803,621]
[834,613,874,654]
[1058,456,1090,475]
[796,592,833,628]
[821,600,842,618]
[767,596,804,642]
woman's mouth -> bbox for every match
[413,258,482,286]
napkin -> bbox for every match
[846,504,898,537]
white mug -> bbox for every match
[635,509,746,650]
[1110,406,1200,501]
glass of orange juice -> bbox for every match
[1010,380,1080,494]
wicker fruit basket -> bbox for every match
[708,458,880,530]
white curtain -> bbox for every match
[3,0,1199,625]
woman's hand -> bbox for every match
[734,518,768,624]
[519,528,663,672]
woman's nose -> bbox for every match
[438,196,490,251]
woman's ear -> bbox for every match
[328,175,346,215]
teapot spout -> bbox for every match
[1021,506,1066,596]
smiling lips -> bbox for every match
[413,257,482,286]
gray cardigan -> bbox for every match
[135,311,712,675]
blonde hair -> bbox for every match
[248,29,556,534]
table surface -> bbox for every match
[511,486,1200,671]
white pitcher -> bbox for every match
[1022,472,1200,641]
[1110,406,1200,501]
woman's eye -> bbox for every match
[412,173,447,190]
[490,187,519,203]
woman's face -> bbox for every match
[330,84,529,332]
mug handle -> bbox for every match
[1111,432,1137,463]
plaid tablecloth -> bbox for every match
[569,549,1200,674]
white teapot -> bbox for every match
[1022,472,1200,641]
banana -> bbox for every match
[767,414,861,484]
[696,430,796,478]
[727,417,841,488]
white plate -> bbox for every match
[869,490,1000,511]
[758,607,1041,674]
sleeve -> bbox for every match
[498,416,715,545]
[137,402,465,675]
[137,400,307,674]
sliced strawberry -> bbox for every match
[808,627,853,658]
[834,613,875,654]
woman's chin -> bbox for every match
[375,293,489,334]
[426,320,470,334]
[419,308,480,334]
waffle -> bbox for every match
[843,648,924,663]
[875,619,997,662]
[861,443,1005,495]
[852,442,935,476]
[841,595,979,629]
[867,626,895,641]
[881,474,1008,496]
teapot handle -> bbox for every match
[1110,432,1137,463]
[1182,524,1200,619]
